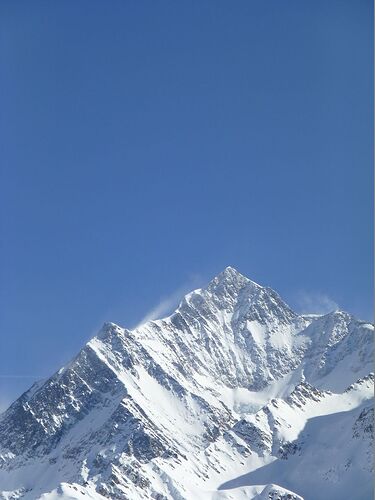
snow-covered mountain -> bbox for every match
[0,267,373,500]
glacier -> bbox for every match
[0,267,373,499]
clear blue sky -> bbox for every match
[1,0,373,408]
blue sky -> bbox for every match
[1,0,373,408]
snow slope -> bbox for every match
[0,267,373,499]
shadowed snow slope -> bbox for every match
[0,267,373,499]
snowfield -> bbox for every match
[0,267,373,499]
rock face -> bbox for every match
[0,267,373,500]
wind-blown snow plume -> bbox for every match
[294,290,339,315]
[134,277,203,327]
[135,291,183,327]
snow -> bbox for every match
[0,267,373,500]
[219,402,373,500]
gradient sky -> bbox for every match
[1,0,373,409]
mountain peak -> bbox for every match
[217,265,253,281]
[98,321,123,338]
[221,265,244,277]
[173,266,297,334]
[207,266,261,292]
[0,269,373,500]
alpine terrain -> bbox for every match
[0,267,373,500]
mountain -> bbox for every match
[0,267,373,500]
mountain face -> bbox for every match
[0,267,373,500]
